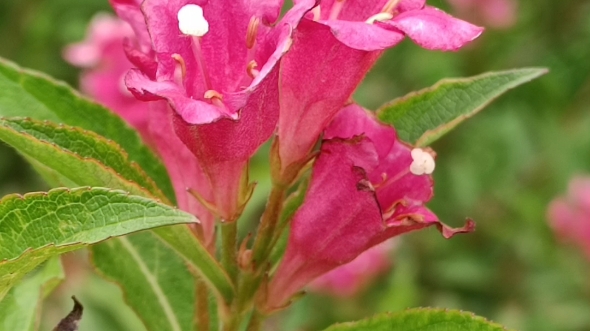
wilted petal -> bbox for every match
[267,138,381,308]
[387,6,484,51]
[267,104,474,309]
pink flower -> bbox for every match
[447,0,518,29]
[275,0,484,181]
[266,104,474,309]
[63,13,151,140]
[309,240,395,297]
[122,0,312,220]
[548,176,590,259]
[65,11,216,244]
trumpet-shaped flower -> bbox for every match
[275,0,484,181]
[122,0,313,220]
[267,104,474,309]
[65,12,216,244]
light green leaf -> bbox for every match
[0,118,168,202]
[151,226,234,304]
[0,187,196,301]
[0,118,235,306]
[0,257,64,331]
[0,57,175,203]
[91,231,195,331]
[322,308,513,331]
[377,68,548,146]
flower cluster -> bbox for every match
[68,0,481,308]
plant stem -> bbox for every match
[245,310,263,331]
[194,277,210,331]
[251,185,287,267]
[220,221,239,283]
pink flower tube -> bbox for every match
[275,0,484,181]
[548,176,590,259]
[267,104,474,309]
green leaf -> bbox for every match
[0,118,235,306]
[0,57,175,203]
[377,68,548,146]
[91,231,195,331]
[0,187,196,301]
[321,308,514,331]
[151,226,235,304]
[0,118,168,202]
[0,257,64,331]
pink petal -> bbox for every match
[148,101,216,244]
[125,69,237,124]
[277,19,381,174]
[321,20,405,51]
[387,6,483,51]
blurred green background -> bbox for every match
[1,0,590,330]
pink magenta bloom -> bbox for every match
[309,240,395,297]
[447,0,517,29]
[267,104,474,309]
[65,10,216,244]
[548,176,590,259]
[122,0,313,220]
[64,13,151,140]
[275,0,484,180]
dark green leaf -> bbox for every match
[377,68,548,146]
[0,118,168,202]
[0,57,175,203]
[92,231,194,331]
[322,308,513,331]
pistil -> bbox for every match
[177,4,213,91]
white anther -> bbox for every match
[178,4,209,37]
[366,12,393,24]
[410,148,435,175]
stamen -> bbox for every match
[366,12,393,24]
[204,89,223,101]
[381,0,401,14]
[177,4,209,37]
[246,17,260,49]
[311,5,321,21]
[328,0,346,20]
[171,53,187,87]
[204,90,228,112]
[410,148,436,175]
[247,60,260,79]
